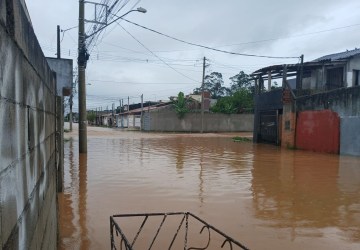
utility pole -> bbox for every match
[78,0,87,153]
[299,54,304,90]
[95,107,97,125]
[69,91,73,131]
[201,57,206,133]
[127,96,130,128]
[57,25,61,59]
[140,94,143,131]
[121,99,123,128]
[112,103,114,127]
[76,2,146,152]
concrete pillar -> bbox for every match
[282,64,288,88]
[281,104,297,149]
[268,71,272,91]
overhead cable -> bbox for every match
[117,23,201,83]
[121,18,300,59]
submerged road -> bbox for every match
[58,124,360,249]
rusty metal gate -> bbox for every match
[110,212,249,250]
[259,110,279,144]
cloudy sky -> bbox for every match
[26,0,360,111]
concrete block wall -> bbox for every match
[340,117,360,156]
[144,107,254,132]
[296,86,360,117]
[0,0,58,249]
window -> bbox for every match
[326,67,344,89]
[354,70,360,86]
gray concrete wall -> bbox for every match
[346,56,360,87]
[0,0,58,249]
[340,117,360,156]
[296,86,360,117]
[144,107,253,132]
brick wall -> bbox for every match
[281,104,296,148]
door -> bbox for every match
[259,110,278,144]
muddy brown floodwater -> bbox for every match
[58,125,360,250]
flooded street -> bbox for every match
[58,125,360,250]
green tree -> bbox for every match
[193,72,228,99]
[211,89,253,114]
[87,112,96,123]
[231,88,254,111]
[173,92,189,119]
[229,71,252,93]
[211,96,236,114]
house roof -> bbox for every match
[251,48,360,79]
[188,94,202,103]
[117,102,172,115]
[313,48,360,62]
[251,61,346,79]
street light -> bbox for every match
[85,7,147,39]
[78,1,147,153]
[136,7,147,13]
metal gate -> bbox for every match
[110,212,249,250]
[259,110,278,144]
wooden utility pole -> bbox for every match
[78,0,87,153]
[201,57,206,133]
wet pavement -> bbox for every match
[58,124,360,249]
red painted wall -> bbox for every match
[296,110,340,154]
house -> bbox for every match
[94,111,114,126]
[251,48,360,156]
[252,48,360,93]
[116,102,172,129]
[169,91,217,111]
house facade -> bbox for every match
[302,49,360,90]
[251,48,360,156]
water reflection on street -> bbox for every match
[58,126,360,249]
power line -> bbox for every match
[117,22,201,83]
[89,79,198,85]
[217,23,360,48]
[121,18,299,59]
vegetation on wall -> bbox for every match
[173,92,189,119]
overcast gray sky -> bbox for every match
[26,0,360,111]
